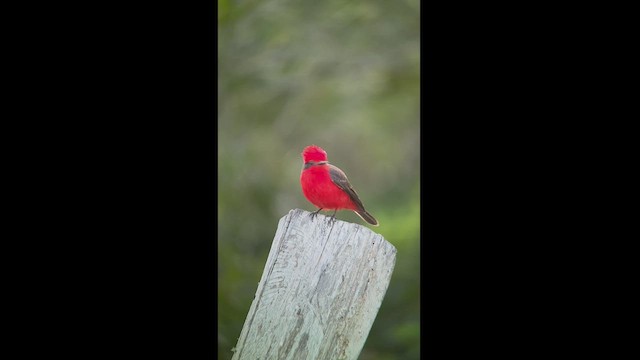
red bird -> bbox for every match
[300,145,378,226]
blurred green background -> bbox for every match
[218,0,420,359]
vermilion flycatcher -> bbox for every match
[300,145,379,226]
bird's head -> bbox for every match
[302,145,328,163]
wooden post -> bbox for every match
[231,209,397,360]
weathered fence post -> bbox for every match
[231,208,397,360]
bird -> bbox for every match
[300,145,378,226]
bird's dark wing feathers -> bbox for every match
[328,164,365,210]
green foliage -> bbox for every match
[219,0,419,358]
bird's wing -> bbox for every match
[328,164,365,211]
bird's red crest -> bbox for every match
[302,145,328,163]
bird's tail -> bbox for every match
[354,210,379,226]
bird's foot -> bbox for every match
[309,208,323,220]
[328,210,338,224]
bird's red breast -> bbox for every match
[300,163,358,210]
